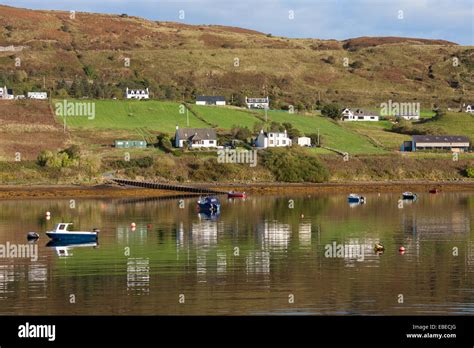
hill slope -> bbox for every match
[0,5,472,109]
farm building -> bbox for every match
[114,140,147,148]
[27,92,48,100]
[245,96,269,109]
[341,108,379,121]
[401,135,470,152]
[296,136,311,147]
[0,86,13,100]
[196,96,226,106]
[175,126,218,148]
[125,88,149,100]
[255,129,292,148]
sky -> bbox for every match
[1,0,473,45]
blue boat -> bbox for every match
[46,223,99,243]
[197,196,221,213]
[347,194,366,204]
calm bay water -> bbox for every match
[0,192,473,315]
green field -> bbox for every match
[55,99,208,133]
[189,104,261,129]
[415,112,474,136]
[341,120,410,150]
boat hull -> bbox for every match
[46,231,98,242]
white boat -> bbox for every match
[46,223,99,242]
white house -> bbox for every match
[196,96,226,106]
[125,87,149,100]
[175,126,218,148]
[296,136,311,147]
[0,86,13,100]
[464,104,474,113]
[27,92,48,100]
[397,113,420,121]
[245,96,269,109]
[255,129,292,148]
[341,108,379,121]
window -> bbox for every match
[269,140,273,145]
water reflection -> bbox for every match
[0,192,472,315]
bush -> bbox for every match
[321,103,341,120]
[466,167,474,178]
[262,148,329,183]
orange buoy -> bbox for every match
[131,222,136,228]
[399,246,406,252]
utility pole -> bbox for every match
[317,128,320,146]
[186,108,189,127]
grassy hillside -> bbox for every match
[55,99,208,132]
[0,5,472,108]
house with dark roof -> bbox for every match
[125,87,149,100]
[341,108,379,121]
[196,96,226,106]
[175,126,218,148]
[401,135,470,152]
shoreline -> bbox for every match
[0,181,472,199]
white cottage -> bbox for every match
[341,108,379,121]
[245,96,269,109]
[27,92,48,100]
[0,86,13,100]
[464,104,474,113]
[125,87,149,100]
[255,129,292,148]
[175,126,218,148]
[296,136,311,147]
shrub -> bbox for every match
[262,148,329,183]
[321,103,341,120]
[466,167,474,178]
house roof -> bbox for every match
[413,135,470,144]
[196,96,225,103]
[353,108,379,116]
[246,97,269,103]
[341,108,379,116]
[176,128,217,141]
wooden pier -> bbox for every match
[111,178,228,195]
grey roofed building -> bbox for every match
[175,127,218,148]
[412,135,470,143]
[196,96,226,104]
[176,127,217,140]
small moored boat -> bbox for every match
[429,188,439,194]
[402,192,417,200]
[197,196,221,213]
[46,223,99,242]
[347,194,366,204]
[227,191,247,199]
